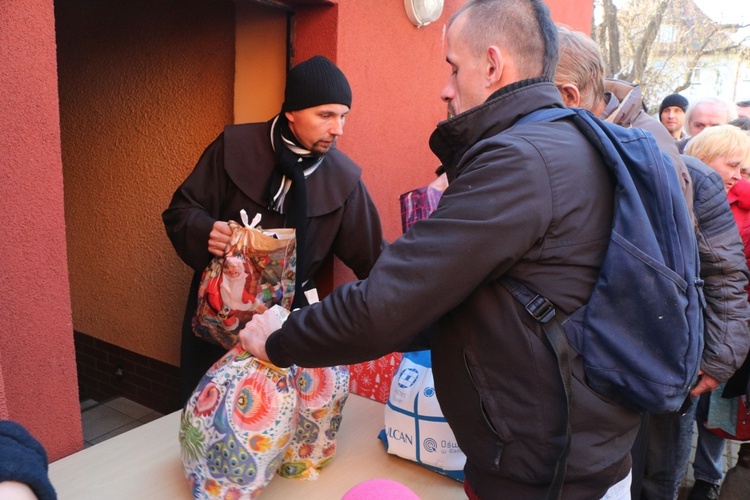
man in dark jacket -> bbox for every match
[554,26,750,500]
[162,55,384,404]
[240,1,640,497]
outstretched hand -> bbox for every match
[239,308,284,362]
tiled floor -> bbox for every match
[80,397,164,447]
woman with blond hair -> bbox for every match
[684,124,750,499]
[686,125,750,255]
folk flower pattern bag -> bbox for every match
[179,345,298,499]
[278,365,351,479]
[182,304,351,497]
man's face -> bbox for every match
[738,106,750,119]
[707,155,744,192]
[440,12,489,117]
[660,106,685,135]
[688,103,729,137]
[285,104,349,155]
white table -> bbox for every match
[49,394,467,499]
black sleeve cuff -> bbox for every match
[266,329,293,368]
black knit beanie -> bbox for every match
[659,94,689,115]
[281,55,352,112]
[0,420,57,500]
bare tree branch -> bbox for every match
[595,0,749,111]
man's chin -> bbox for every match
[313,143,334,155]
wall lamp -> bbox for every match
[404,0,444,28]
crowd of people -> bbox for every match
[554,20,750,500]
[654,91,750,500]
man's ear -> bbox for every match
[284,110,295,123]
[557,83,581,108]
[485,46,505,87]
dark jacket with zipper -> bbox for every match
[266,80,640,498]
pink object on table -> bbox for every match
[341,478,421,500]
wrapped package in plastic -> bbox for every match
[179,345,298,498]
[278,365,350,479]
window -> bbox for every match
[692,68,702,84]
[659,24,677,43]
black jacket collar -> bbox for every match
[429,79,564,180]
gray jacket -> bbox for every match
[684,155,750,382]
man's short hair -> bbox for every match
[684,124,750,167]
[737,100,750,108]
[554,25,606,112]
[685,97,738,128]
[730,117,750,131]
[451,0,558,81]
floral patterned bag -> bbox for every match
[193,210,296,349]
[179,344,298,499]
[181,302,351,497]
[278,366,350,480]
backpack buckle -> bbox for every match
[525,294,556,323]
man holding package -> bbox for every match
[240,0,642,498]
[163,55,384,404]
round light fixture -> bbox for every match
[404,0,444,28]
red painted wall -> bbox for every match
[548,1,595,31]
[0,0,81,459]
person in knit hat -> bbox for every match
[659,93,689,141]
[0,420,57,500]
[163,55,384,405]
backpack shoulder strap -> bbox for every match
[500,277,571,500]
[515,107,577,126]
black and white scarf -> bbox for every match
[264,114,323,308]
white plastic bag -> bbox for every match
[378,350,465,481]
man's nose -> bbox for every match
[331,117,344,136]
[440,84,453,103]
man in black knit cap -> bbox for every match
[163,55,384,405]
[659,93,689,141]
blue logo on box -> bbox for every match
[397,367,420,388]
[423,438,437,453]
